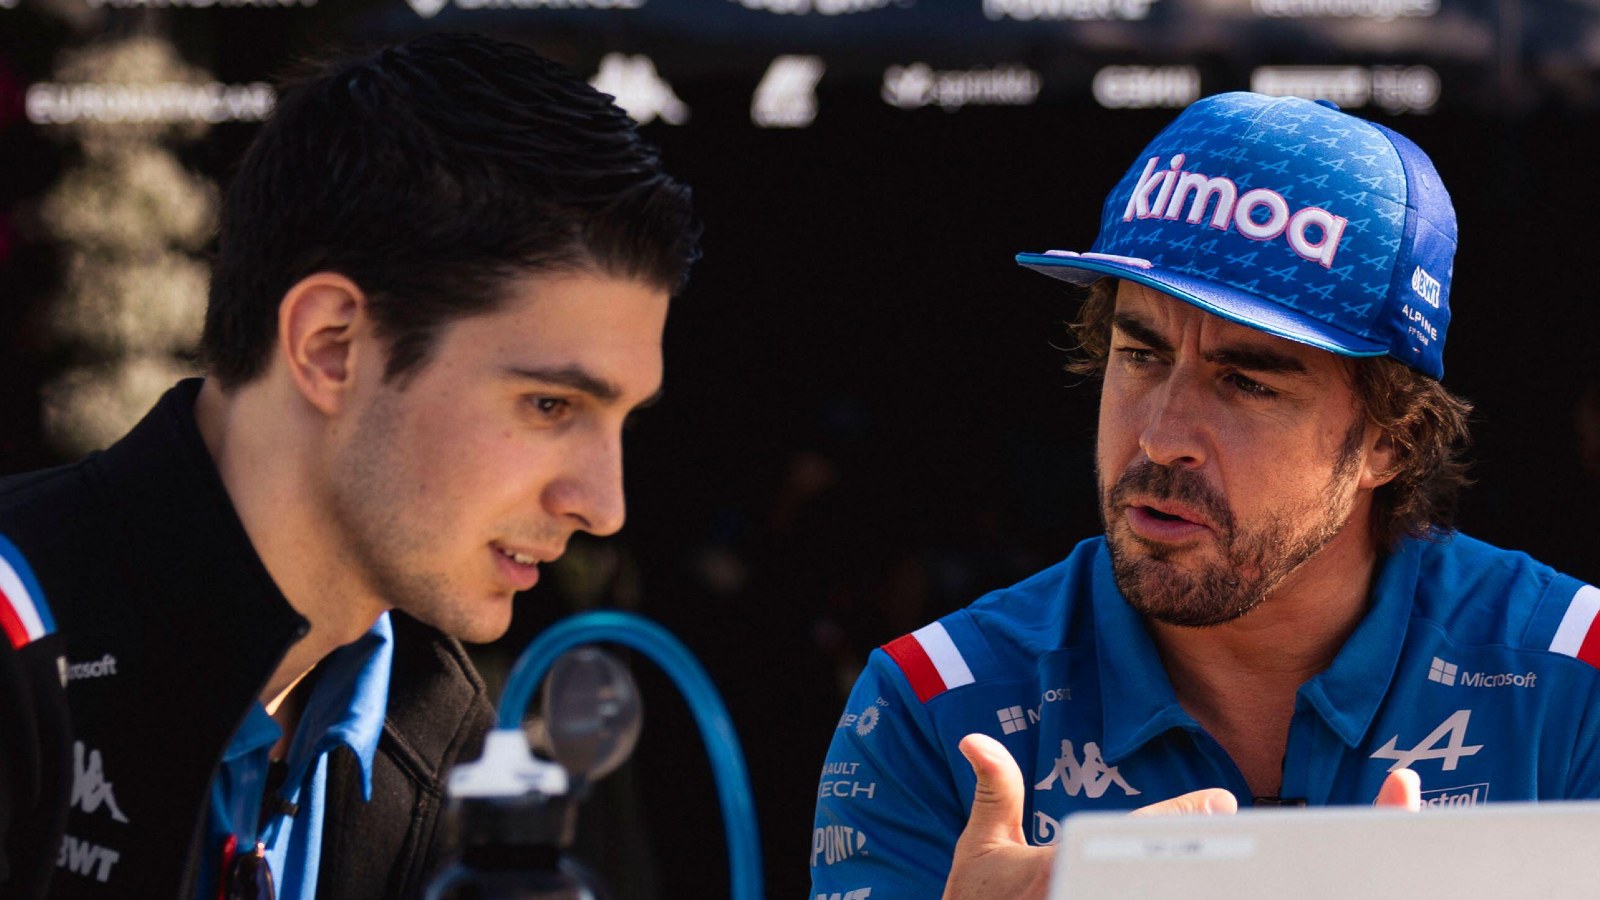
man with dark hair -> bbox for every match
[811,92,1600,900]
[0,33,699,899]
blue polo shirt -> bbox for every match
[810,535,1600,899]
[196,613,393,900]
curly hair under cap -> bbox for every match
[1067,278,1474,550]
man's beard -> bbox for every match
[1100,422,1365,628]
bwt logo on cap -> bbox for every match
[1121,153,1348,268]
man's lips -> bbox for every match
[1134,497,1212,527]
[491,542,560,592]
[1121,498,1216,543]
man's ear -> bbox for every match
[1361,425,1400,491]
[277,273,370,417]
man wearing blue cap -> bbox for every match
[810,92,1600,899]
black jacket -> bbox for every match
[0,379,494,899]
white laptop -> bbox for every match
[1049,800,1600,899]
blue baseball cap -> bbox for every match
[1017,91,1457,379]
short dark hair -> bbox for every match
[202,33,702,387]
[1067,278,1473,550]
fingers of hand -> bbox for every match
[957,733,1028,846]
[1374,768,1422,811]
[1128,787,1239,817]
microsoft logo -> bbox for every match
[997,705,1028,734]
[1428,657,1458,686]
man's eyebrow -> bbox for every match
[505,366,623,402]
[1205,346,1308,376]
[1111,313,1173,354]
[1113,312,1309,376]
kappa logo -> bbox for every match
[70,742,130,823]
[1371,709,1482,773]
[1121,153,1348,268]
[1034,739,1141,799]
[590,54,688,126]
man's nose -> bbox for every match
[547,433,627,537]
[1138,369,1208,470]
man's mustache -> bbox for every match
[1107,460,1235,536]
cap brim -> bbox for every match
[1017,251,1389,360]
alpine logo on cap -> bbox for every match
[1121,153,1348,268]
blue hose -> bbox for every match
[498,610,764,900]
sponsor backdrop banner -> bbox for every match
[3,1,1600,896]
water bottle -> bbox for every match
[425,649,641,900]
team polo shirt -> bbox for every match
[810,534,1600,899]
[196,612,394,900]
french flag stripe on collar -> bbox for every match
[0,534,54,650]
[1550,584,1600,668]
[883,622,975,703]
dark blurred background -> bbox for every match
[4,1,1600,896]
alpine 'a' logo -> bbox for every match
[1371,709,1483,773]
[1121,153,1348,268]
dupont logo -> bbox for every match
[1411,265,1442,308]
[811,825,867,867]
[1421,783,1488,809]
[1427,656,1457,686]
[997,705,1028,734]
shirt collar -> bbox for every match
[280,612,395,801]
[1091,540,1199,764]
[221,702,281,764]
[1296,539,1419,747]
[1092,536,1422,761]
